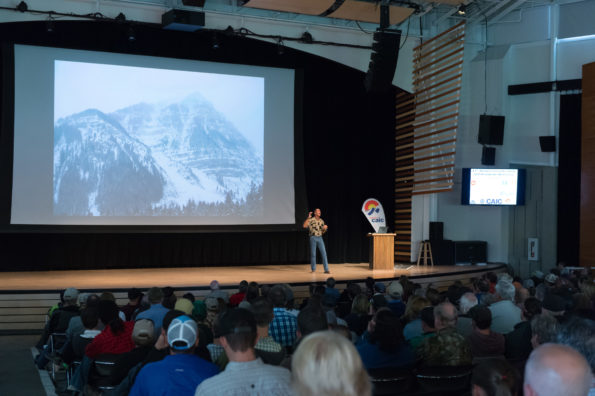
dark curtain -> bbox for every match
[0,21,396,270]
[557,94,581,266]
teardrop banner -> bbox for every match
[362,198,386,233]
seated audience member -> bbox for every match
[174,297,194,316]
[325,277,341,305]
[386,281,406,318]
[467,305,505,359]
[370,294,389,315]
[457,292,478,337]
[524,344,592,396]
[471,358,520,396]
[229,280,249,307]
[161,287,177,310]
[475,278,492,305]
[251,297,286,365]
[70,307,102,362]
[373,282,386,297]
[556,316,595,372]
[505,297,541,361]
[111,319,155,385]
[321,294,348,328]
[121,288,143,321]
[135,287,170,339]
[195,308,292,395]
[280,284,299,317]
[409,306,436,350]
[204,297,220,332]
[57,294,101,363]
[292,331,371,396]
[243,282,261,306]
[297,304,329,341]
[35,287,81,368]
[86,300,135,359]
[345,294,370,337]
[402,296,431,341]
[337,282,362,316]
[530,314,559,348]
[207,280,230,304]
[268,285,298,349]
[542,292,567,321]
[425,287,443,306]
[36,287,80,351]
[365,277,376,299]
[489,280,522,334]
[130,315,218,396]
[418,301,472,367]
[356,308,415,370]
[182,293,195,303]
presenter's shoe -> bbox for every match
[324,270,330,274]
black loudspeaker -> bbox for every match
[364,28,401,93]
[432,240,454,266]
[454,241,487,263]
[539,136,556,152]
[429,222,443,241]
[478,115,505,145]
[481,146,496,165]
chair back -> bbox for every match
[368,367,414,396]
[88,354,120,390]
[416,365,473,395]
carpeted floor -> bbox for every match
[0,335,55,396]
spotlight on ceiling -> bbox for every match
[212,33,220,49]
[457,4,467,16]
[300,32,313,44]
[16,1,28,12]
[277,39,285,55]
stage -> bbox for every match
[0,262,506,292]
[0,263,505,332]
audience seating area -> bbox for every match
[23,266,595,395]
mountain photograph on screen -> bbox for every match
[52,61,264,217]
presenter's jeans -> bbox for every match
[310,236,329,272]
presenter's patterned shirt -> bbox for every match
[308,218,326,237]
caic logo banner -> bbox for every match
[362,198,386,233]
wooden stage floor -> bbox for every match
[0,263,506,292]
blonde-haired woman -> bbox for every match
[292,330,371,396]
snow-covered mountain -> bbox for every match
[53,93,263,216]
[53,109,165,216]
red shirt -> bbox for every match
[229,292,246,307]
[85,321,135,359]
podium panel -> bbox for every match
[368,233,396,270]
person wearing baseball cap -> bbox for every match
[129,315,219,396]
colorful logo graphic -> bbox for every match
[364,200,380,215]
[362,198,386,233]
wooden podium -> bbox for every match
[368,233,396,270]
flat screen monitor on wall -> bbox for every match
[10,44,299,227]
[461,168,526,206]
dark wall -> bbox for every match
[0,20,396,270]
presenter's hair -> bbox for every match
[292,330,371,396]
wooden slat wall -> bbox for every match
[580,62,595,270]
[410,21,465,195]
[394,22,465,262]
[395,91,414,264]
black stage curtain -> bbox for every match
[0,21,395,270]
[557,94,581,266]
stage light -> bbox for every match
[16,1,28,12]
[300,32,313,44]
[457,4,466,15]
[46,18,55,33]
[212,33,220,49]
[116,12,126,22]
[224,25,235,37]
[127,26,136,41]
[277,39,284,55]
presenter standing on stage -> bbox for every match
[303,208,330,273]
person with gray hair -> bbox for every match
[556,316,595,372]
[530,314,559,348]
[489,280,521,334]
[524,343,592,396]
[457,292,478,337]
[418,302,472,367]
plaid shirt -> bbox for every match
[256,336,283,353]
[269,308,298,347]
